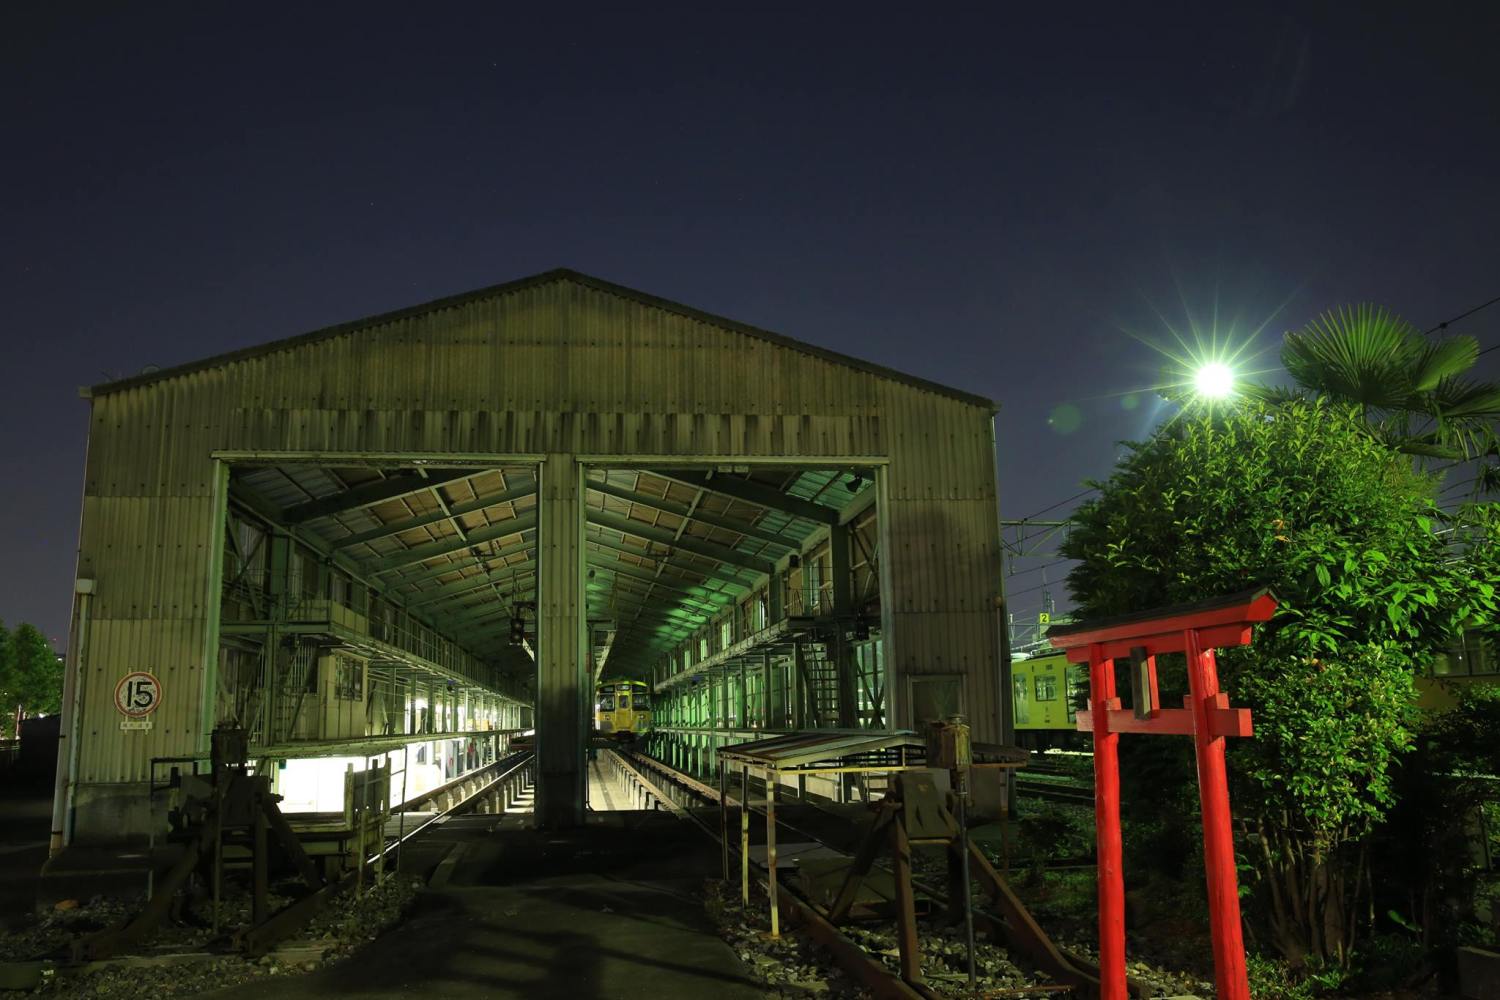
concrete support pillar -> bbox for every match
[536,454,586,828]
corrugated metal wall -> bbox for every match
[73,276,1003,800]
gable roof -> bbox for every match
[86,268,997,409]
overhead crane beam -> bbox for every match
[585,510,775,575]
[368,513,537,575]
[331,484,536,549]
[651,470,840,525]
[281,469,477,525]
[586,478,801,549]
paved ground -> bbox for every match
[0,780,52,929]
[204,811,766,1000]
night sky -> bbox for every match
[4,4,1497,645]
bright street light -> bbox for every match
[1193,362,1235,400]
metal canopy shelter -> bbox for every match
[718,731,927,937]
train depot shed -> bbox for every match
[53,268,1006,846]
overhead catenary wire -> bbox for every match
[1004,578,1060,600]
[1011,487,1098,522]
[1005,558,1073,579]
[1424,292,1500,335]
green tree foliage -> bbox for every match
[1379,685,1500,957]
[1,623,62,737]
[11,623,62,718]
[0,622,14,739]
[1062,398,1497,968]
[1277,304,1500,464]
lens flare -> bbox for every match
[1193,362,1235,399]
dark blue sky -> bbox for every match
[4,3,1497,643]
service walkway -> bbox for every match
[587,755,635,811]
[204,811,764,1000]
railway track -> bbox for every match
[0,752,539,993]
[1013,773,1094,808]
[241,749,538,955]
[601,748,1094,1000]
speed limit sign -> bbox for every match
[114,671,162,719]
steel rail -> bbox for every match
[381,751,534,862]
[606,750,931,999]
[616,749,1149,999]
[243,751,534,956]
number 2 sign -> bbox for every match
[114,672,162,719]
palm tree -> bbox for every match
[1272,305,1499,482]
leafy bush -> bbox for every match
[1062,399,1497,967]
[1377,683,1500,958]
[1247,952,1357,999]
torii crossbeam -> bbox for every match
[1047,587,1278,1000]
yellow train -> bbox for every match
[1011,651,1087,745]
[595,678,652,739]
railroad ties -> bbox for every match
[605,746,1103,999]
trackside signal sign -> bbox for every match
[115,671,162,730]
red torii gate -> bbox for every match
[1047,587,1277,1000]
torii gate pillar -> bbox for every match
[1047,588,1278,1000]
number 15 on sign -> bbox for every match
[114,671,162,720]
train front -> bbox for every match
[594,679,651,740]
